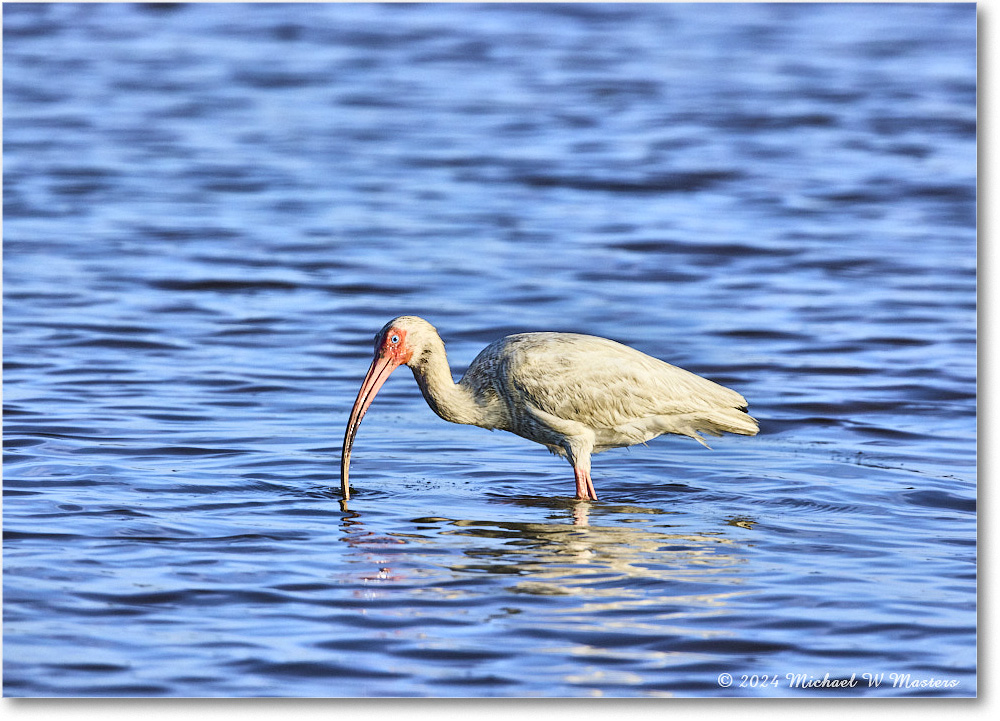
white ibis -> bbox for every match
[341,316,758,501]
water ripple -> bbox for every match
[2,0,975,698]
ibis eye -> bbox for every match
[390,334,400,344]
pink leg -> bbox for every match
[573,467,599,501]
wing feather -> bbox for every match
[460,331,758,452]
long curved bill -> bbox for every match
[341,353,401,500]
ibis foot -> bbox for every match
[574,467,599,501]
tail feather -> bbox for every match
[661,407,759,448]
[700,407,759,437]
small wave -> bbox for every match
[226,658,408,681]
[68,337,185,351]
[72,445,248,458]
[516,170,742,194]
[149,279,302,293]
[902,490,975,514]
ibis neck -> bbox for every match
[408,340,485,427]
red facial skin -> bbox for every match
[340,327,411,499]
[377,327,412,366]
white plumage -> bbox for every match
[341,316,758,501]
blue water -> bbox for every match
[3,2,976,697]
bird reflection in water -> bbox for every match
[440,501,756,605]
[335,486,758,606]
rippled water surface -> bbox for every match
[3,2,976,697]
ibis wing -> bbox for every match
[494,333,750,433]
